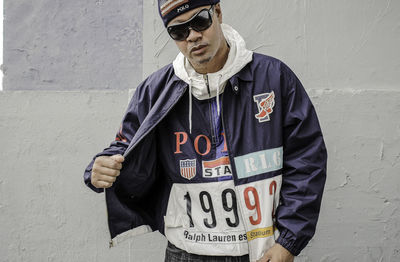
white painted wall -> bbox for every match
[1,0,3,91]
[0,91,167,262]
[3,0,143,91]
[1,0,400,261]
[143,0,400,91]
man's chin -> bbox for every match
[191,56,212,65]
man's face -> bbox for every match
[167,4,225,70]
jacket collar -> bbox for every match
[234,58,254,82]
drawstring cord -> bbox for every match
[188,78,193,134]
[216,74,223,117]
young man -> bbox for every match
[84,1,327,261]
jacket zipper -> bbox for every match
[204,74,218,145]
[203,74,211,97]
[220,92,233,182]
[220,85,253,259]
[207,101,216,144]
[107,189,113,247]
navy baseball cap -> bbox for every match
[158,0,220,27]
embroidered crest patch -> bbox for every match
[253,91,275,122]
[180,159,197,180]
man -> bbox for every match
[84,1,327,261]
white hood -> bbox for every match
[172,23,253,133]
[173,23,253,99]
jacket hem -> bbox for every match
[109,225,153,248]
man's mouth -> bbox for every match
[190,44,208,54]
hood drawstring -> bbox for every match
[188,78,193,134]
[216,74,222,117]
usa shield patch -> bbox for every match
[180,159,197,180]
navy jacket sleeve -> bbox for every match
[275,64,327,255]
[83,89,141,193]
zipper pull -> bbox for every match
[203,74,211,97]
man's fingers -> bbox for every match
[258,243,293,262]
[93,180,113,189]
[91,155,124,189]
[91,171,117,188]
[110,154,125,163]
[96,174,117,183]
[92,166,120,177]
[96,156,123,170]
[257,250,272,262]
[257,256,271,262]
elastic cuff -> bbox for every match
[275,229,300,256]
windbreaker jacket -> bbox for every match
[83,53,327,261]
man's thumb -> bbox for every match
[111,154,125,163]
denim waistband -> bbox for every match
[165,242,250,262]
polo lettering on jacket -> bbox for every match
[174,131,228,155]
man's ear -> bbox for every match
[214,3,223,23]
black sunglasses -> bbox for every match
[167,6,214,41]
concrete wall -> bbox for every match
[0,91,167,262]
[1,0,400,261]
[3,0,143,90]
[143,0,400,89]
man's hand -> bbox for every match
[91,154,124,189]
[257,243,294,262]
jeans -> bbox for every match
[164,242,250,262]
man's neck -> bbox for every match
[191,40,230,75]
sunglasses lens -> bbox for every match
[168,9,212,41]
[168,25,189,41]
[190,10,212,31]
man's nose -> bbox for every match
[186,28,202,42]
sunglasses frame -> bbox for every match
[167,5,214,41]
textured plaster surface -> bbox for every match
[298,89,400,262]
[143,0,400,90]
[3,0,143,90]
[0,91,167,262]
